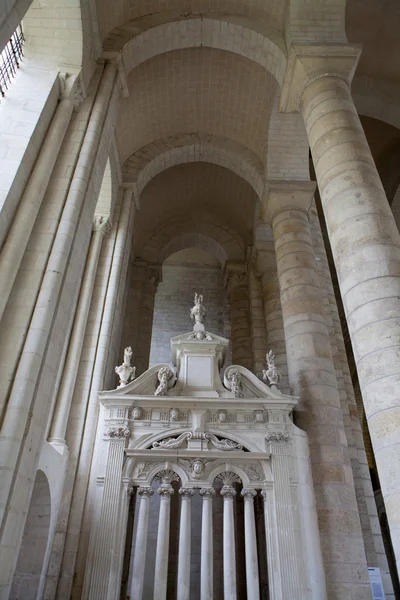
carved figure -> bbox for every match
[226,367,243,398]
[254,410,264,423]
[188,330,212,341]
[170,407,179,422]
[115,346,136,388]
[218,409,227,423]
[132,406,142,420]
[152,431,243,451]
[262,350,280,389]
[154,366,174,396]
[190,292,206,326]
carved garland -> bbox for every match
[152,431,243,451]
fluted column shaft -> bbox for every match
[154,484,174,600]
[301,69,400,576]
[221,486,237,600]
[200,488,215,600]
[130,487,154,600]
[241,490,260,600]
[177,488,194,600]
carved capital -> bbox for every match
[266,430,291,443]
[241,489,257,501]
[220,485,237,499]
[224,262,248,294]
[200,487,216,498]
[158,484,174,497]
[107,427,130,439]
[137,486,154,497]
[179,488,195,498]
[261,181,316,226]
[93,215,111,235]
[280,44,361,113]
[261,488,268,501]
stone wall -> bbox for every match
[149,250,228,366]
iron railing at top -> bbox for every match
[0,24,24,97]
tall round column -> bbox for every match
[241,490,260,600]
[130,487,154,600]
[303,68,400,576]
[200,487,215,600]
[220,485,237,600]
[177,488,194,600]
[225,262,252,369]
[262,181,370,597]
[154,483,174,600]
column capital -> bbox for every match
[200,487,216,498]
[137,486,154,497]
[158,483,174,497]
[223,261,247,293]
[261,180,316,225]
[280,44,361,113]
[220,485,237,499]
[179,487,195,497]
[93,215,111,235]
[241,489,257,501]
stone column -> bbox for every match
[281,43,400,578]
[87,426,130,600]
[241,489,260,600]
[261,488,283,600]
[48,216,110,448]
[262,181,371,598]
[220,485,237,600]
[224,262,252,369]
[130,486,154,600]
[177,488,194,600]
[154,483,174,600]
[248,259,268,375]
[200,487,215,600]
[0,78,76,322]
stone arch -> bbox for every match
[124,136,265,202]
[139,218,245,264]
[109,17,287,86]
[10,470,51,599]
[160,233,228,267]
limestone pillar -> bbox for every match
[154,483,174,600]
[248,259,268,375]
[0,60,120,595]
[261,488,283,600]
[130,487,154,600]
[224,262,252,369]
[262,181,371,598]
[200,487,215,600]
[220,485,237,600]
[241,489,260,600]
[177,488,194,600]
[255,225,289,393]
[0,79,76,323]
[281,43,400,579]
[48,216,110,448]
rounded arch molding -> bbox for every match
[123,134,265,202]
[109,18,287,86]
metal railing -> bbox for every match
[0,25,24,97]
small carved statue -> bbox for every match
[115,346,136,388]
[190,292,206,326]
[154,366,174,396]
[226,367,244,398]
[191,458,205,479]
[170,407,179,422]
[262,350,280,389]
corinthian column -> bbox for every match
[220,485,237,600]
[200,487,215,600]
[262,181,370,598]
[241,490,260,600]
[154,483,174,600]
[177,488,194,600]
[281,43,400,579]
[130,486,154,600]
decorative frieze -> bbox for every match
[265,431,291,443]
[151,431,243,451]
[107,427,130,439]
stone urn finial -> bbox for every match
[262,350,280,389]
[115,346,136,388]
[190,292,206,330]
